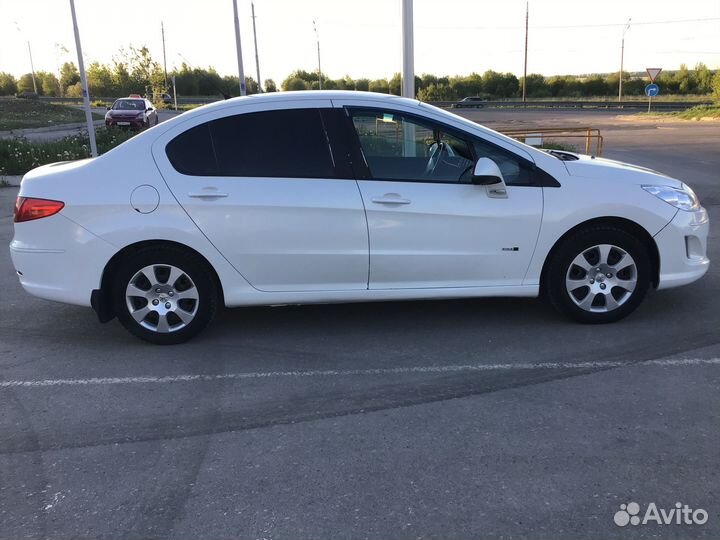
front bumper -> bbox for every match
[106,118,144,129]
[654,207,710,290]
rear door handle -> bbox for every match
[188,192,229,199]
[371,195,411,205]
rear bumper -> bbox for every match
[9,213,117,307]
[654,207,710,290]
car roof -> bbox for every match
[172,90,418,123]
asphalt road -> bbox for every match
[1,112,719,540]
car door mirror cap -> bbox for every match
[472,157,505,186]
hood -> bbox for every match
[561,153,683,188]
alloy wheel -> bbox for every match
[565,244,637,313]
[125,264,199,333]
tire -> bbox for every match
[546,226,651,324]
[112,246,219,344]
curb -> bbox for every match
[0,119,105,138]
[1,175,22,187]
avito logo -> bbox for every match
[614,502,708,527]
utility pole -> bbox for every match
[232,0,247,96]
[161,21,169,92]
[522,1,528,104]
[401,0,414,98]
[313,20,322,90]
[14,24,37,94]
[618,18,631,103]
[68,0,97,157]
[27,41,38,94]
[251,3,262,92]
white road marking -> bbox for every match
[1,357,719,389]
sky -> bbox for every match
[0,0,718,84]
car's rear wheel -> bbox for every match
[112,247,218,344]
[546,226,651,323]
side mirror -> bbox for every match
[106,106,111,110]
[472,157,504,185]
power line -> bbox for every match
[416,16,720,31]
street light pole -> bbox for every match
[401,0,414,98]
[251,2,262,92]
[232,0,247,96]
[161,21,169,92]
[522,1,528,104]
[27,41,38,94]
[68,0,97,157]
[313,20,322,90]
[619,18,631,103]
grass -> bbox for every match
[0,98,104,131]
[0,127,137,176]
[635,104,720,120]
[674,105,720,120]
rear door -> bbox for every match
[152,101,369,292]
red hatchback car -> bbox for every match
[105,96,159,130]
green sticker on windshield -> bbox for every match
[382,113,394,122]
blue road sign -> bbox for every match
[645,83,660,97]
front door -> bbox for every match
[345,107,543,289]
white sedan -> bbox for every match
[10,91,709,344]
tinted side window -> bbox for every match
[211,109,335,178]
[165,122,218,176]
[350,110,474,183]
[471,139,535,186]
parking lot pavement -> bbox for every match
[1,117,719,539]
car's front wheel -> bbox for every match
[546,226,652,323]
[112,247,219,344]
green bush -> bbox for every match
[0,127,136,176]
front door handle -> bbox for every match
[371,194,411,205]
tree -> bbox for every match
[712,71,720,101]
[675,64,696,94]
[369,79,389,93]
[264,79,277,92]
[694,63,713,94]
[86,62,115,96]
[355,78,370,92]
[282,77,308,91]
[389,73,401,95]
[17,73,37,94]
[38,72,60,96]
[59,62,80,95]
[0,72,17,95]
[65,82,83,97]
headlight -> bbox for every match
[642,184,700,211]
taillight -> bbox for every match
[13,197,65,223]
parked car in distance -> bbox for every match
[105,96,158,130]
[11,91,710,344]
[453,96,487,108]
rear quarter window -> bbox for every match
[165,123,218,176]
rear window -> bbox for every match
[165,109,336,178]
[112,99,145,110]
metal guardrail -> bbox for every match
[500,127,604,156]
[446,100,711,111]
[34,95,711,111]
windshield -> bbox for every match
[112,99,145,111]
